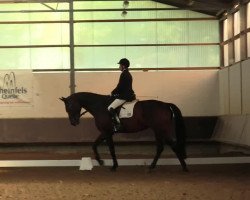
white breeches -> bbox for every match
[108,99,126,110]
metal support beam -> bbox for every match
[69,0,75,94]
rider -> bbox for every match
[108,58,136,132]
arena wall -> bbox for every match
[0,70,218,143]
[213,58,250,147]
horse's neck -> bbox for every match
[77,92,109,115]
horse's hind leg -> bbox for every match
[173,147,188,172]
[150,134,164,170]
[166,138,188,172]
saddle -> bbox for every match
[117,100,138,119]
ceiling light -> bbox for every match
[122,1,129,17]
[123,0,129,8]
[121,10,127,17]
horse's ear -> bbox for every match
[59,97,66,102]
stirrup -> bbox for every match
[113,123,122,133]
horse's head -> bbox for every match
[60,96,81,126]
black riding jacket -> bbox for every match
[111,68,135,101]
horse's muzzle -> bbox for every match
[72,122,79,126]
[70,119,80,126]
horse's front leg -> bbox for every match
[106,136,118,171]
[92,134,107,166]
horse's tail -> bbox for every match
[169,103,187,159]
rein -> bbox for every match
[80,110,88,117]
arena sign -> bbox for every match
[0,70,32,106]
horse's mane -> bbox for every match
[72,92,110,100]
[71,92,111,108]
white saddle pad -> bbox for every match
[119,100,138,118]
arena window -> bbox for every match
[0,1,220,71]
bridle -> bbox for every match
[60,97,89,119]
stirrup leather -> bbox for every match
[109,108,122,132]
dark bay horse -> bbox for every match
[60,92,187,172]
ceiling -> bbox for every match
[153,0,242,17]
[0,0,248,18]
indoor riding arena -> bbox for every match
[0,0,250,199]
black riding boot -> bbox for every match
[109,108,122,133]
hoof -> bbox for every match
[149,164,156,170]
[110,167,117,172]
[110,166,117,172]
[183,167,189,172]
[147,165,156,173]
[146,168,153,173]
[97,159,104,166]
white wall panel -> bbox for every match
[219,68,229,115]
[229,63,241,114]
[242,59,250,114]
[214,59,250,147]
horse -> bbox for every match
[60,92,188,172]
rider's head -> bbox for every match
[118,58,130,69]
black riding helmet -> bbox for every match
[118,58,130,68]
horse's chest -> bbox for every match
[94,114,111,129]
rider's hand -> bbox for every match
[112,93,119,98]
